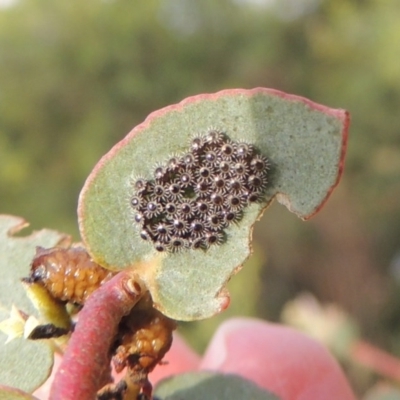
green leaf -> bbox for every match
[0,215,70,393]
[154,371,280,400]
[78,88,349,320]
[0,385,39,400]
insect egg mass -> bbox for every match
[130,128,269,252]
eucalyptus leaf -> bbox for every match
[0,215,70,392]
[154,371,280,400]
[78,88,349,320]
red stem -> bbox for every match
[49,270,144,400]
[350,339,400,381]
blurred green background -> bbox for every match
[1,0,400,395]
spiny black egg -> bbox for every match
[130,127,269,253]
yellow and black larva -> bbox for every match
[130,128,270,253]
[25,246,177,400]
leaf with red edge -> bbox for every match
[78,88,349,321]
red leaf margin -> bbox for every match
[78,87,349,235]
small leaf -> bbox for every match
[154,371,280,400]
[78,88,349,320]
[0,215,70,392]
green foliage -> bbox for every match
[0,216,68,393]
[1,0,400,395]
[79,89,347,320]
[154,371,280,400]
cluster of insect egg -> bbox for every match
[130,129,269,253]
